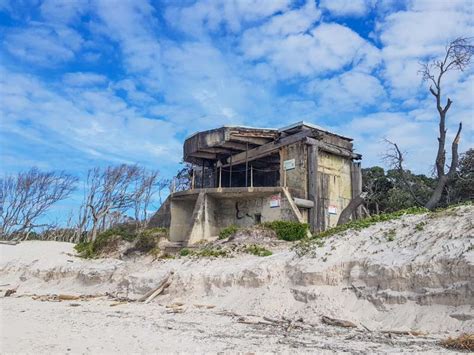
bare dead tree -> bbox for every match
[418,37,473,209]
[133,168,161,230]
[0,168,77,239]
[157,178,170,205]
[85,165,141,241]
[383,139,426,207]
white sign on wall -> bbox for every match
[270,194,281,208]
[283,159,296,170]
[328,205,338,215]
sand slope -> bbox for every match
[1,205,473,353]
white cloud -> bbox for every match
[165,0,292,35]
[158,40,273,130]
[93,0,162,89]
[376,0,474,97]
[4,23,83,65]
[307,70,386,112]
[0,66,182,171]
[241,21,381,77]
[319,0,374,17]
[40,0,89,24]
[63,72,108,86]
[246,0,321,36]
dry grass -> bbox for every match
[440,334,474,351]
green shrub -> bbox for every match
[219,225,239,240]
[179,248,191,256]
[74,225,167,258]
[133,233,158,253]
[244,244,272,257]
[262,221,309,241]
[414,221,426,231]
[74,241,95,258]
[385,229,396,241]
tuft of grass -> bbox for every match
[218,225,239,240]
[159,252,175,259]
[385,229,396,241]
[244,244,272,257]
[440,333,474,351]
[292,237,324,257]
[262,221,309,241]
[414,221,426,231]
[179,248,191,257]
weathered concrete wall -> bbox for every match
[203,194,219,240]
[279,141,308,199]
[212,193,287,230]
[169,196,198,243]
[317,151,352,229]
[187,193,206,245]
[148,196,171,229]
[167,188,301,244]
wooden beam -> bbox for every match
[224,130,314,166]
[189,152,216,159]
[220,141,250,151]
[229,135,273,146]
[281,187,304,223]
[305,137,361,160]
[350,162,363,220]
[307,144,319,232]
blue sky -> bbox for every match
[1,0,473,184]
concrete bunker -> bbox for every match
[150,121,362,246]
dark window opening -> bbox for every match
[254,213,262,224]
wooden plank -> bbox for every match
[228,135,272,146]
[189,152,217,159]
[281,187,305,223]
[350,162,363,219]
[307,145,319,232]
[319,173,329,231]
[138,272,173,303]
[305,137,361,160]
[224,130,314,166]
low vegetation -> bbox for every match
[315,207,428,240]
[262,221,309,241]
[218,225,239,240]
[244,244,272,257]
[178,246,229,258]
[75,226,167,259]
[440,333,474,351]
[293,207,429,257]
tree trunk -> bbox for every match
[424,122,461,210]
[337,194,366,226]
[424,175,449,210]
[90,219,99,242]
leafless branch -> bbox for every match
[0,168,77,239]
